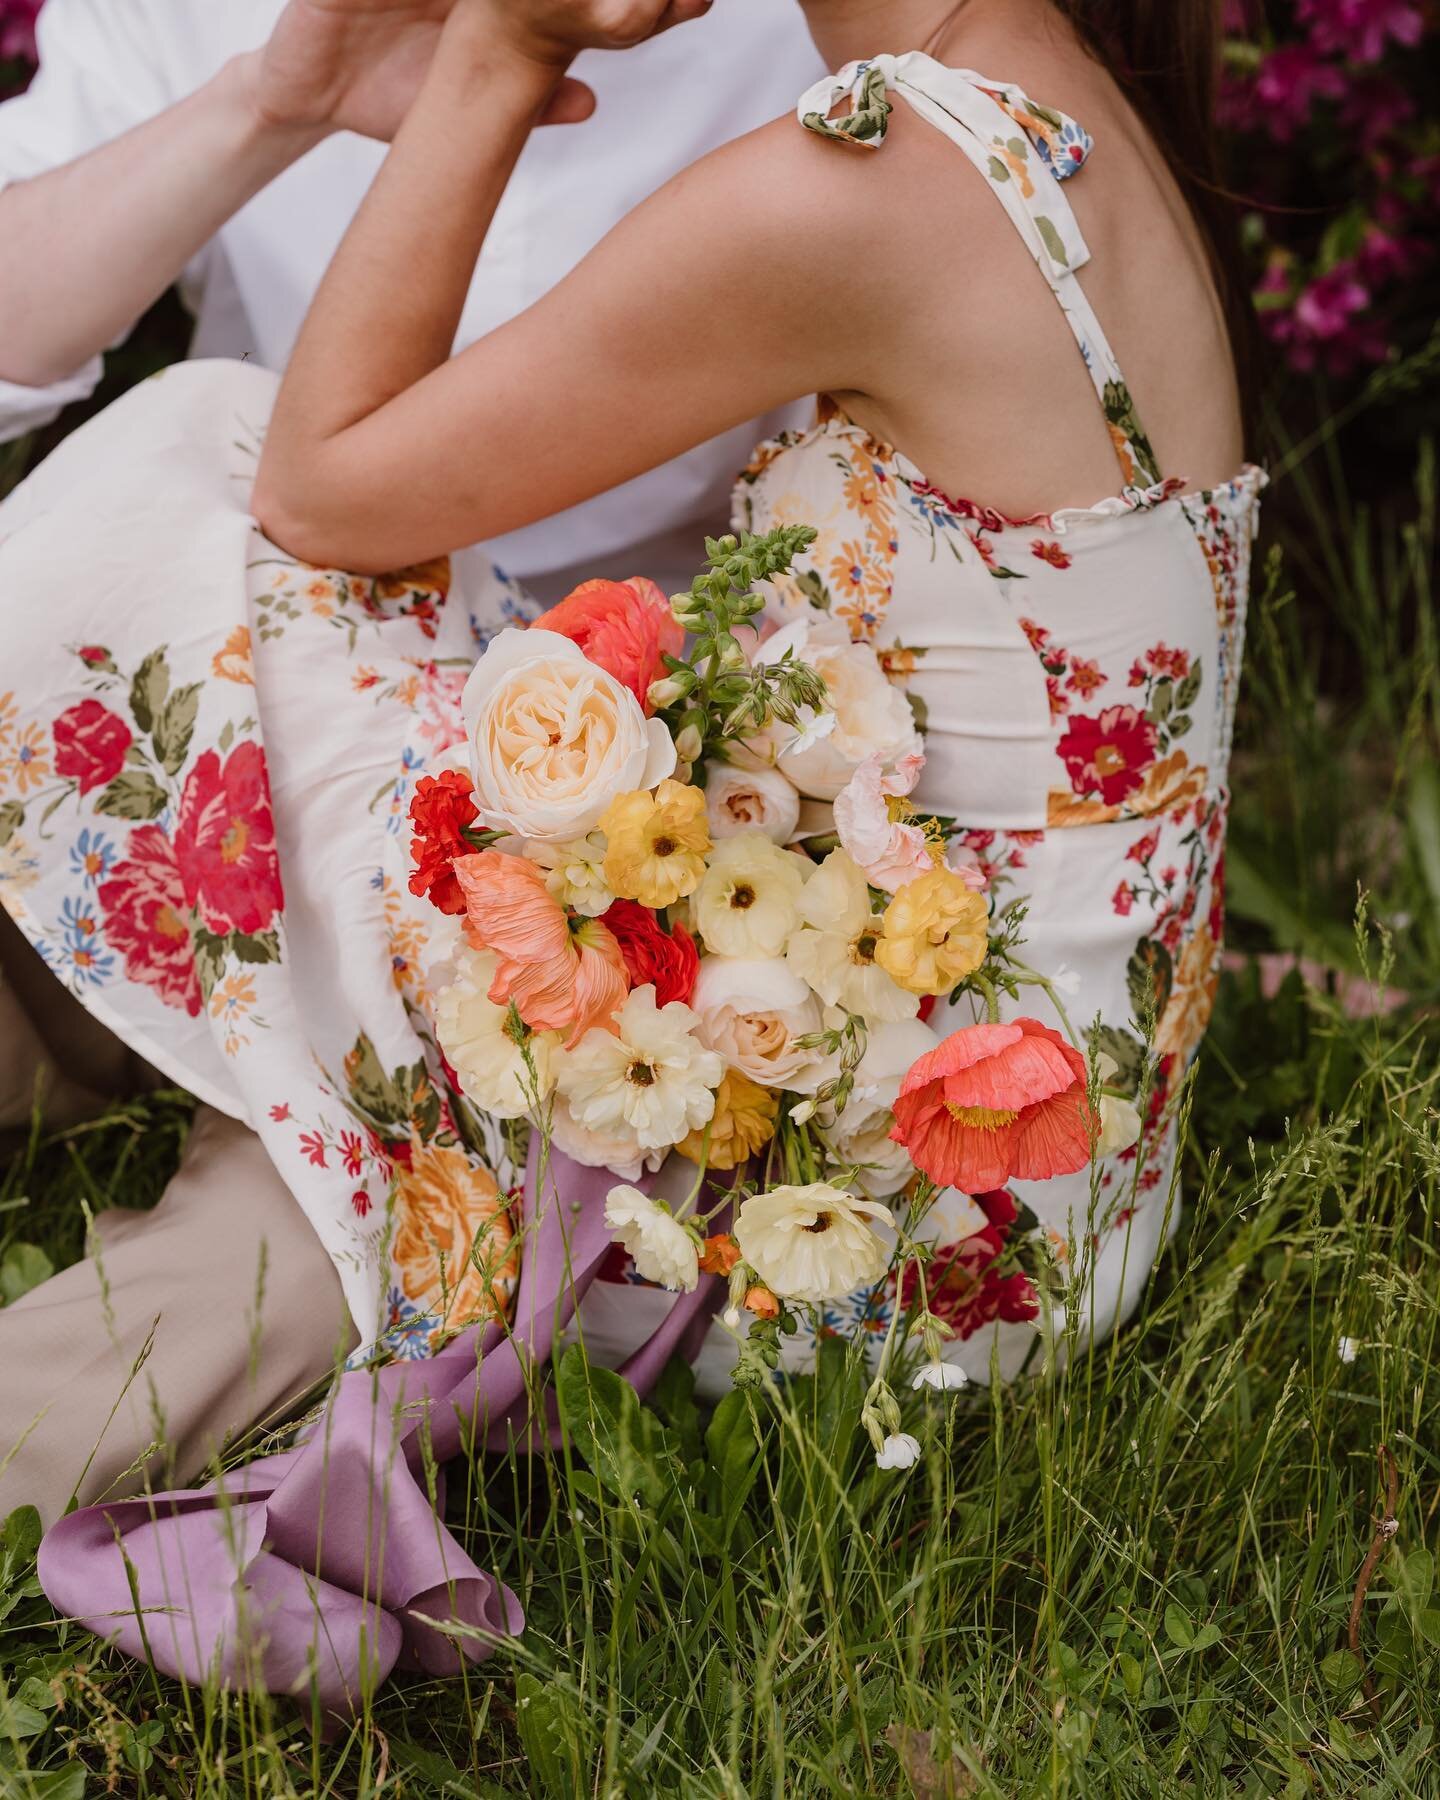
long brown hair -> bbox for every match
[1055,1,1261,430]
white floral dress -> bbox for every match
[0,53,1262,1385]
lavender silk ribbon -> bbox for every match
[37,1146,722,1713]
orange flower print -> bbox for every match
[1154,923,1220,1062]
[211,624,255,685]
[1134,751,1209,818]
[989,137,1035,198]
[1065,656,1105,699]
[1107,421,1138,486]
[303,576,339,618]
[210,970,260,1056]
[1031,538,1072,570]
[373,556,451,605]
[842,463,894,537]
[0,691,18,752]
[393,1140,518,1335]
[351,665,382,693]
[2,719,51,795]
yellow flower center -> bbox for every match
[944,1104,1020,1130]
[1095,744,1128,777]
[221,818,250,865]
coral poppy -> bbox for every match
[173,741,284,936]
[890,1017,1094,1193]
[455,849,627,1046]
[537,576,684,713]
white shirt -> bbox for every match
[0,0,824,592]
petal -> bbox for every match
[1009,1084,1095,1181]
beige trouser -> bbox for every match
[0,913,355,1527]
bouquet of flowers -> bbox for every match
[408,526,1141,1465]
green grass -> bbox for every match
[2,395,1439,1795]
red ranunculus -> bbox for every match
[408,768,481,916]
[1056,705,1159,805]
[173,741,284,935]
[601,898,699,1006]
[901,1189,1038,1340]
[52,700,132,795]
[98,825,201,1016]
[537,577,685,713]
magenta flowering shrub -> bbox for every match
[1221,0,1439,377]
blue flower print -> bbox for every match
[68,828,119,889]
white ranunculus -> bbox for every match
[691,956,823,1089]
[522,831,615,917]
[875,1432,922,1471]
[820,1016,942,1197]
[604,1185,700,1292]
[462,628,675,843]
[750,618,921,801]
[785,848,919,1024]
[554,984,722,1154]
[693,832,808,960]
[704,761,802,845]
[433,947,558,1120]
[733,1181,893,1304]
[547,1093,658,1183]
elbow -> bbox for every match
[250,456,382,575]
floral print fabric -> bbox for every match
[0,360,536,1357]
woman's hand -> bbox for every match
[241,0,606,143]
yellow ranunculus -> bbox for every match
[874,868,989,996]
[677,1067,779,1171]
[601,778,711,909]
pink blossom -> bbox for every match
[1251,45,1346,140]
[0,0,40,66]
[833,753,936,894]
[1297,0,1423,65]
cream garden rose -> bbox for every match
[704,761,802,844]
[691,956,823,1089]
[750,617,922,801]
[462,628,675,843]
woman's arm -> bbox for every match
[254,0,883,573]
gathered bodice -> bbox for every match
[733,54,1265,833]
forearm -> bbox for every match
[257,15,560,517]
[0,55,325,389]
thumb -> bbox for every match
[536,77,597,127]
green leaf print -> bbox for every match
[1035,215,1070,269]
[129,649,170,735]
[153,681,203,777]
[1175,662,1203,712]
[1126,939,1174,1027]
[0,801,22,849]
[94,770,167,821]
[344,1033,410,1127]
[230,928,281,966]
[1101,381,1163,487]
[1088,1023,1147,1100]
[1148,679,1174,725]
[988,154,1011,183]
[192,927,227,1003]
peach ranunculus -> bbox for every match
[455,849,627,1047]
[890,1017,1095,1193]
[537,577,684,714]
[393,1140,518,1335]
[461,628,675,844]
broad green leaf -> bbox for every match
[152,681,202,776]
[1397,1547,1434,1623]
[555,1344,680,1510]
[93,770,166,822]
[0,1244,53,1307]
[0,1697,48,1738]
[128,648,170,735]
[514,1673,574,1800]
[1164,1604,1194,1650]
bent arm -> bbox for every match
[0,57,323,391]
[255,8,880,573]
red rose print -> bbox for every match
[1057,705,1159,805]
[900,1189,1037,1341]
[601,899,700,1007]
[173,741,284,935]
[98,825,201,1017]
[52,700,132,796]
[1112,880,1135,916]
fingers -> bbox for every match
[537,76,598,125]
[653,0,713,33]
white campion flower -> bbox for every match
[749,617,921,800]
[604,1185,700,1292]
[875,1432,922,1471]
[693,831,808,959]
[555,984,722,1154]
[785,848,919,1024]
[522,831,615,917]
[911,1362,969,1392]
[819,1016,941,1197]
[704,761,802,845]
[433,947,558,1120]
[734,1181,893,1304]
